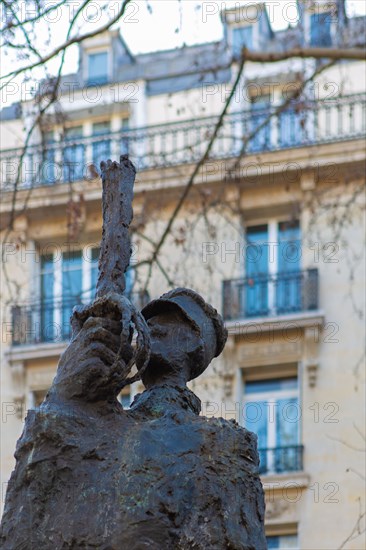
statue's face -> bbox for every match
[142,309,202,388]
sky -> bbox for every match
[1,0,365,108]
[121,0,366,54]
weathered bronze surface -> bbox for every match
[0,158,266,549]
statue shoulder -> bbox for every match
[202,416,260,468]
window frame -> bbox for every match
[243,219,302,316]
[243,374,301,475]
[39,245,100,342]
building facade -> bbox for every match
[1,3,365,549]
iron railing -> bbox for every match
[222,269,318,320]
[258,445,304,475]
[1,94,365,189]
[11,291,150,346]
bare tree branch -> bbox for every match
[241,46,366,62]
[230,58,337,176]
[0,0,132,86]
[1,0,67,30]
[142,57,247,291]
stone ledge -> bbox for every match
[6,333,141,365]
[262,471,310,491]
[5,341,67,364]
[226,310,325,336]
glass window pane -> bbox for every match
[93,122,110,136]
[267,536,279,549]
[245,377,298,395]
[278,221,300,272]
[233,26,253,56]
[118,392,131,409]
[277,221,301,312]
[125,266,134,295]
[41,254,55,342]
[245,225,269,317]
[62,251,82,339]
[91,247,100,292]
[276,398,299,445]
[244,400,268,473]
[310,12,332,46]
[280,534,298,548]
[65,126,83,139]
[267,534,298,549]
[88,52,108,83]
[245,377,300,474]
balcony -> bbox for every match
[1,94,364,190]
[259,445,304,475]
[222,269,318,321]
[10,291,150,346]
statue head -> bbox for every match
[140,288,228,388]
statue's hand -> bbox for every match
[51,296,134,403]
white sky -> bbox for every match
[1,0,365,107]
[121,0,366,54]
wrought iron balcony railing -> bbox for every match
[1,94,365,189]
[10,291,150,346]
[222,269,318,321]
[258,445,304,475]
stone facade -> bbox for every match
[0,3,365,549]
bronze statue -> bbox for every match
[0,157,266,549]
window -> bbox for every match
[244,221,301,317]
[40,248,99,342]
[233,26,253,57]
[88,51,109,84]
[63,126,85,183]
[92,121,111,173]
[310,12,332,47]
[267,534,298,549]
[39,248,134,343]
[244,377,302,475]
